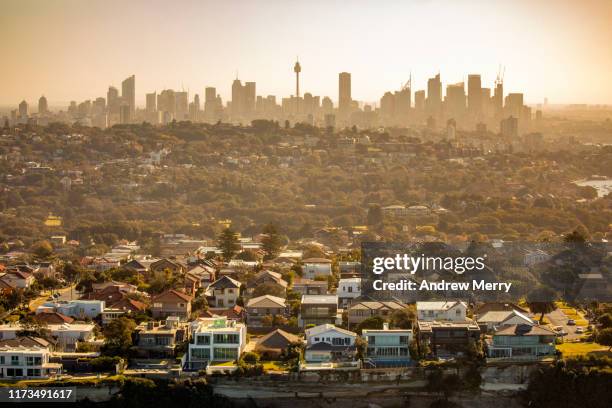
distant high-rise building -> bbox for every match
[107,86,120,115]
[157,89,176,116]
[467,74,482,118]
[394,88,411,123]
[500,116,519,138]
[204,87,219,121]
[175,91,189,120]
[321,96,334,115]
[380,91,395,120]
[121,75,135,117]
[338,72,352,117]
[231,79,244,118]
[244,82,256,115]
[445,82,466,121]
[146,92,157,113]
[426,74,442,116]
[493,81,504,118]
[504,93,524,118]
[18,100,28,117]
[38,95,48,114]
[119,104,131,124]
[414,90,426,112]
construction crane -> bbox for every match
[495,64,505,86]
[400,72,412,91]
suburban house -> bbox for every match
[339,261,361,278]
[0,338,62,379]
[291,278,327,295]
[149,258,186,275]
[186,265,215,287]
[347,300,407,325]
[304,324,357,362]
[184,273,201,295]
[34,311,74,325]
[476,309,535,332]
[207,276,242,308]
[417,320,482,358]
[245,270,288,297]
[151,289,192,320]
[416,301,468,322]
[0,322,96,352]
[299,295,340,327]
[474,302,529,316]
[245,295,287,326]
[486,324,557,359]
[255,329,301,359]
[362,323,412,366]
[134,317,189,358]
[37,300,105,319]
[0,270,35,289]
[302,258,333,280]
[337,277,361,308]
[101,298,147,325]
[206,305,247,322]
[186,317,247,370]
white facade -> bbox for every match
[337,278,361,307]
[187,317,247,370]
[0,323,96,352]
[304,324,356,362]
[302,262,332,280]
[38,300,105,319]
[0,346,62,379]
[416,301,467,322]
[362,323,412,364]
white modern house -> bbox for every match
[37,300,105,319]
[362,323,412,366]
[0,342,62,379]
[186,317,247,370]
[304,324,357,362]
[302,258,333,280]
[0,322,96,352]
[416,301,467,322]
[337,277,361,308]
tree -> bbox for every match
[217,228,240,261]
[103,317,136,356]
[390,307,416,329]
[355,316,385,334]
[261,223,282,260]
[32,240,53,259]
[526,286,557,323]
[16,315,49,339]
[367,204,383,226]
[598,313,612,329]
[596,328,612,351]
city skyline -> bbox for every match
[2,0,612,106]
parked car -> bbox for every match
[567,319,576,326]
[575,327,585,334]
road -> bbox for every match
[28,285,78,312]
[544,308,583,341]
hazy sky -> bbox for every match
[2,0,612,108]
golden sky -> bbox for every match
[1,0,611,107]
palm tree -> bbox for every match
[526,286,557,323]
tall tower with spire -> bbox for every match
[294,59,301,114]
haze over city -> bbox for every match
[2,0,612,106]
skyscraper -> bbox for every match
[244,82,256,116]
[121,75,135,118]
[493,81,504,118]
[107,86,120,115]
[18,100,28,117]
[426,74,442,116]
[146,92,157,113]
[338,72,351,118]
[467,74,482,118]
[38,95,48,114]
[445,82,466,120]
[414,90,426,112]
[231,79,244,118]
[175,91,189,120]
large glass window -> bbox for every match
[214,334,239,344]
[214,347,238,360]
[196,335,211,345]
[191,348,210,360]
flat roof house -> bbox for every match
[186,317,247,371]
[299,295,339,328]
[362,323,412,366]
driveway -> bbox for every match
[545,308,582,341]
